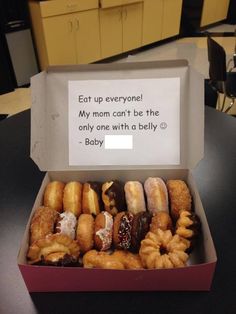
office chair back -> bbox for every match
[207,36,227,82]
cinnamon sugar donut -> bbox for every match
[63,181,82,217]
[43,181,65,212]
[139,229,190,269]
[113,211,134,250]
[76,214,94,253]
[94,211,113,251]
[166,180,192,220]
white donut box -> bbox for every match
[17,61,217,292]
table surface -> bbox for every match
[0,107,236,314]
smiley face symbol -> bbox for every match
[160,122,167,130]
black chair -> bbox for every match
[207,35,236,113]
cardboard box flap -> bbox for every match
[30,60,204,171]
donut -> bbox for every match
[166,180,192,220]
[43,181,65,212]
[29,206,58,244]
[139,229,190,269]
[102,180,126,216]
[94,211,113,251]
[150,211,173,233]
[55,211,77,240]
[76,214,94,253]
[130,212,152,252]
[144,177,169,214]
[83,249,143,269]
[63,181,82,217]
[113,211,133,250]
[82,182,102,215]
[83,250,124,269]
[124,181,146,215]
[175,210,201,251]
[27,234,80,265]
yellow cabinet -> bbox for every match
[201,0,230,27]
[162,0,183,39]
[142,0,163,46]
[29,0,100,69]
[99,2,143,59]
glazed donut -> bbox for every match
[175,210,201,251]
[55,211,77,240]
[83,250,124,269]
[76,214,94,253]
[139,229,190,269]
[63,181,82,217]
[43,181,65,212]
[27,233,80,265]
[113,211,133,250]
[29,206,58,244]
[144,177,169,214]
[102,180,126,216]
[83,249,143,269]
[150,211,173,233]
[166,180,192,220]
[124,181,146,215]
[82,182,102,215]
[130,212,152,252]
[94,211,113,251]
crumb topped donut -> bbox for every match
[139,229,189,269]
[113,212,133,250]
[94,211,113,251]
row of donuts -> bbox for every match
[42,177,192,219]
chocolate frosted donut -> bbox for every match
[102,180,126,216]
[130,212,152,252]
[113,212,133,250]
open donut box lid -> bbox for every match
[30,60,204,172]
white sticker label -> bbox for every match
[69,78,180,166]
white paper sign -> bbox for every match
[69,78,180,166]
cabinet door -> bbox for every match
[123,3,143,52]
[42,14,77,65]
[142,0,163,46]
[74,9,101,64]
[200,0,216,27]
[162,0,183,39]
[99,7,123,59]
[214,0,230,22]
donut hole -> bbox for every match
[160,245,167,255]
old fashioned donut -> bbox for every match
[27,234,80,265]
[82,182,102,215]
[139,229,189,269]
[102,180,126,216]
[29,206,58,244]
[150,211,173,233]
[144,177,169,214]
[76,214,94,253]
[130,212,152,252]
[113,211,134,250]
[124,181,146,215]
[43,181,65,212]
[166,180,192,220]
[94,211,113,251]
[63,181,82,217]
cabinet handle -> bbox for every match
[68,20,73,32]
[76,18,79,31]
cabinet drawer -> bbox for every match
[40,0,99,17]
[100,0,143,9]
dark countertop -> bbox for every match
[0,107,235,314]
